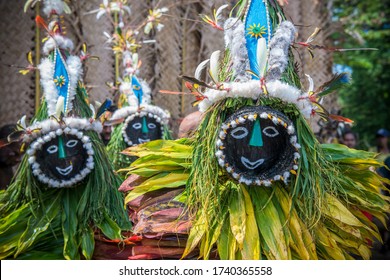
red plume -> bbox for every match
[329,114,354,123]
[35,15,51,34]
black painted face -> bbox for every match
[123,115,162,146]
[216,106,299,185]
[35,134,87,181]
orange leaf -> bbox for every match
[329,114,354,123]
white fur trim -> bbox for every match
[224,18,251,82]
[38,58,57,117]
[266,21,296,82]
[43,0,66,16]
[38,54,82,116]
[111,104,170,125]
[198,79,314,119]
[197,21,315,118]
[65,56,83,113]
[23,117,102,143]
[42,35,74,55]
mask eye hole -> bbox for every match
[66,139,78,148]
[263,126,279,137]
[47,145,58,154]
[132,122,142,130]
[230,127,249,139]
[133,85,141,90]
[148,123,156,129]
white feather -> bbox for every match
[305,74,314,93]
[19,115,27,129]
[96,10,106,19]
[256,38,267,78]
[89,104,96,118]
[132,53,139,67]
[122,5,131,15]
[194,59,210,80]
[56,96,65,118]
[215,4,229,21]
[209,50,221,83]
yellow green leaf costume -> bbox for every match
[0,1,130,260]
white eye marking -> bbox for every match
[230,127,248,139]
[263,126,279,137]
[66,139,78,148]
[132,122,142,129]
[148,123,156,129]
[47,145,58,154]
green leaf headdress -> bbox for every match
[181,0,390,259]
[123,0,389,260]
[102,4,172,170]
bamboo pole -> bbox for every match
[180,8,186,117]
[114,11,120,83]
[34,2,41,113]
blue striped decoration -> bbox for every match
[131,76,144,105]
[53,48,70,113]
[244,0,272,79]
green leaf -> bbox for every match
[97,212,122,240]
[16,193,62,257]
[229,187,246,249]
[81,227,95,260]
[124,172,189,204]
[251,188,289,259]
[240,185,260,260]
[62,190,80,260]
[183,215,207,258]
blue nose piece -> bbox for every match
[58,135,66,159]
[249,118,263,147]
[141,116,149,134]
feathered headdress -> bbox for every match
[95,1,171,170]
[0,0,130,260]
[110,73,170,147]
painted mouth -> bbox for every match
[138,138,150,144]
[241,156,264,170]
[56,165,73,176]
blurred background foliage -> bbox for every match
[332,0,390,148]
